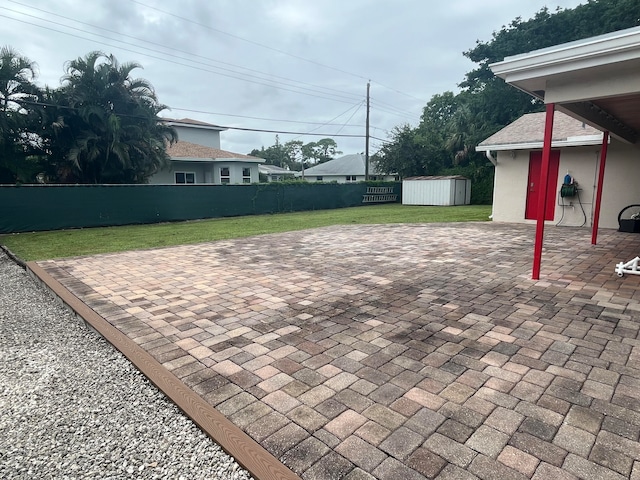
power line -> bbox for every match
[334,102,365,135]
[170,107,365,128]
[370,102,422,121]
[223,125,366,138]
[3,6,426,128]
[18,99,369,138]
[129,0,370,82]
[290,101,364,141]
[7,0,364,103]
[129,0,427,104]
[371,80,428,103]
[371,96,423,117]
[0,12,362,106]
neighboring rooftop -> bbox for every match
[167,141,262,161]
[301,153,389,176]
[161,117,227,131]
[258,164,297,175]
[477,111,603,151]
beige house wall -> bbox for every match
[492,140,640,229]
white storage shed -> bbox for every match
[402,176,471,206]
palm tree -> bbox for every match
[55,51,176,183]
[445,105,485,165]
[0,46,40,182]
[0,45,38,113]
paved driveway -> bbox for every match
[37,222,640,479]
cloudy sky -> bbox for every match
[3,0,584,155]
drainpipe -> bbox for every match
[485,150,497,166]
[486,151,496,220]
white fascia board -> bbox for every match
[215,157,263,163]
[490,27,640,82]
[170,157,215,162]
[476,135,605,152]
[165,122,227,132]
[171,157,263,163]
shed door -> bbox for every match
[525,150,560,220]
[454,179,467,205]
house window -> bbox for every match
[316,176,323,181]
[346,175,357,182]
[175,172,195,184]
[242,167,251,184]
[220,167,230,184]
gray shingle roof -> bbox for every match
[259,164,297,175]
[167,141,262,161]
[302,154,387,176]
[477,111,602,149]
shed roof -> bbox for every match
[404,175,469,181]
[477,111,603,151]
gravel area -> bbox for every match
[0,251,254,480]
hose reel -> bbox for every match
[560,183,578,197]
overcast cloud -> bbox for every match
[2,0,584,155]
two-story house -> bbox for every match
[149,118,262,185]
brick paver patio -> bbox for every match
[38,222,640,479]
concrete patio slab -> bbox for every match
[33,222,640,480]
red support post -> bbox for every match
[591,131,609,245]
[532,104,556,280]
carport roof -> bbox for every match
[490,26,640,144]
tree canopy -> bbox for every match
[0,49,176,184]
[249,136,341,171]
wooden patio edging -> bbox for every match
[27,261,301,480]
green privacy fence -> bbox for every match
[0,182,401,233]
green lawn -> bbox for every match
[0,204,491,261]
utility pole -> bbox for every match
[365,81,370,181]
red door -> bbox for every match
[525,150,560,220]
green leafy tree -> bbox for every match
[373,124,434,178]
[309,138,341,164]
[250,136,341,169]
[284,140,304,170]
[249,135,290,168]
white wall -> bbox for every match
[599,141,640,228]
[173,125,221,149]
[213,163,259,184]
[149,162,259,185]
[491,140,640,229]
[402,178,471,206]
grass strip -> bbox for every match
[1,204,491,261]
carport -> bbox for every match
[490,26,640,279]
